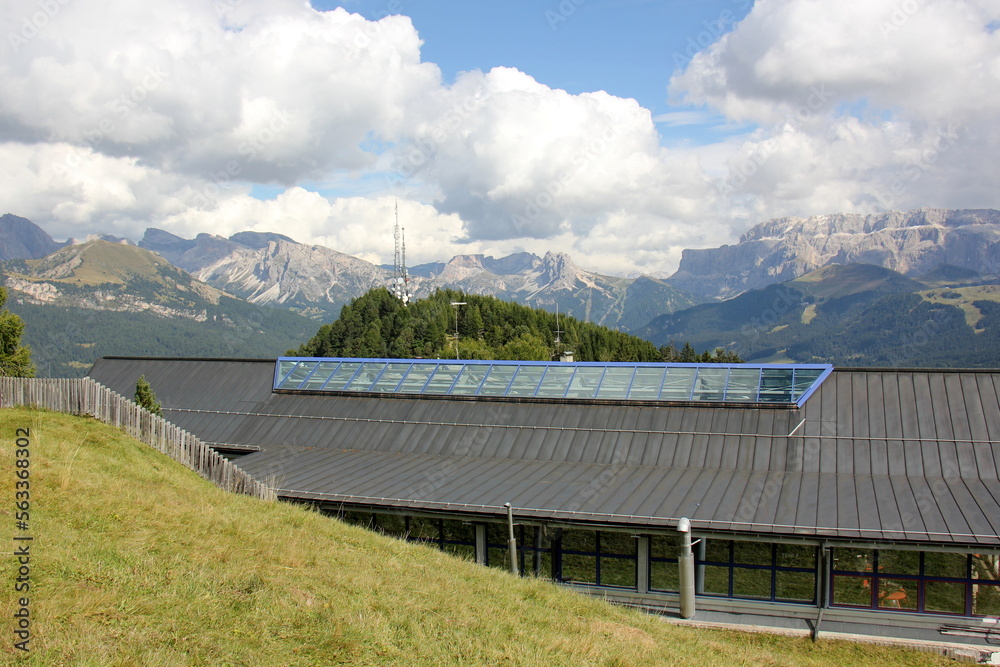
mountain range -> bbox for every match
[5,207,1000,373]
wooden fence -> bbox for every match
[0,376,274,500]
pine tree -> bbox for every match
[135,375,163,416]
[0,287,35,378]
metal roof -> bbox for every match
[88,357,1000,546]
[274,357,833,407]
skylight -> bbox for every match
[274,358,833,407]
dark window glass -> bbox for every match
[832,574,873,607]
[879,550,919,576]
[732,568,771,599]
[831,548,874,573]
[924,552,968,579]
[375,514,407,537]
[924,581,967,614]
[777,544,816,569]
[975,584,1000,616]
[650,561,680,592]
[703,566,730,595]
[733,541,772,566]
[562,553,597,585]
[775,571,815,602]
[408,517,441,542]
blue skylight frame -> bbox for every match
[274,358,834,407]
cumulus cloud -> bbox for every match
[1,0,997,278]
[671,0,1000,223]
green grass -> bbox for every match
[0,408,956,666]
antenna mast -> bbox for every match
[392,200,410,304]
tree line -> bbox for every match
[291,288,742,363]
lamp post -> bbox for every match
[450,301,466,360]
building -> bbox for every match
[88,356,1000,646]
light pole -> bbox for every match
[450,301,466,360]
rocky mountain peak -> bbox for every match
[672,208,1000,300]
[0,213,65,260]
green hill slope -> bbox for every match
[640,263,1000,367]
[0,408,953,666]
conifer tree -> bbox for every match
[0,287,35,378]
[135,375,163,416]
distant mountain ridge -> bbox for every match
[1,239,315,376]
[668,208,1000,299]
[137,227,697,327]
[642,262,1000,367]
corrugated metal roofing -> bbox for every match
[88,357,1000,546]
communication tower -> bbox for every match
[391,200,410,304]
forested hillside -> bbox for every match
[292,288,740,363]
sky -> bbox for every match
[1,0,998,277]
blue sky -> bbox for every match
[319,0,753,144]
[2,0,997,275]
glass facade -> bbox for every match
[275,357,832,406]
[698,539,817,603]
[336,510,999,618]
[831,548,1000,616]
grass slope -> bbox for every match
[0,408,954,666]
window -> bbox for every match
[698,539,817,603]
[649,535,681,592]
[485,524,552,576]
[557,529,637,589]
[831,548,1000,616]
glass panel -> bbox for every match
[599,532,636,556]
[374,513,407,538]
[562,554,597,584]
[703,565,730,595]
[650,561,680,592]
[343,361,387,391]
[724,368,760,402]
[792,368,823,400]
[732,567,771,599]
[486,523,508,546]
[276,359,300,386]
[777,544,816,569]
[488,547,511,570]
[704,539,730,563]
[733,541,772,566]
[878,577,916,609]
[396,364,437,393]
[600,557,636,588]
[422,364,464,394]
[561,529,596,553]
[925,581,967,614]
[972,555,1000,582]
[659,367,696,400]
[535,366,576,398]
[368,363,411,392]
[974,584,1000,616]
[277,361,314,389]
[442,520,475,543]
[323,361,363,390]
[450,364,491,395]
[478,365,517,396]
[775,571,815,602]
[925,552,968,579]
[832,548,874,573]
[692,367,729,401]
[628,367,666,400]
[759,368,794,403]
[300,361,341,389]
[507,366,546,397]
[879,550,920,576]
[832,573,873,607]
[650,535,681,559]
[408,516,441,542]
[565,366,604,399]
[594,366,634,399]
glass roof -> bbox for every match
[274,358,833,407]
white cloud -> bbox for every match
[671,0,1000,224]
[1,0,998,280]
